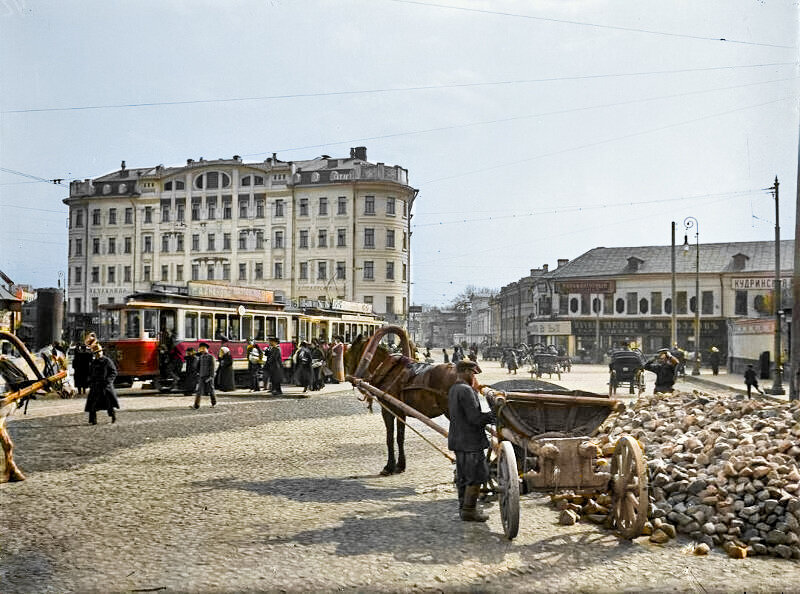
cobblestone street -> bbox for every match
[2,362,800,593]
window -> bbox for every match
[143,236,152,253]
[386,197,395,215]
[735,290,748,315]
[124,208,133,224]
[615,298,625,314]
[402,231,407,250]
[363,261,374,280]
[337,196,347,215]
[161,202,170,222]
[223,233,231,251]
[364,228,375,248]
[299,262,308,280]
[402,200,407,218]
[124,266,131,283]
[207,233,215,251]
[274,262,283,279]
[91,297,99,313]
[690,296,697,313]
[241,175,251,187]
[75,238,82,256]
[319,197,328,215]
[223,197,232,219]
[191,198,200,221]
[364,295,373,306]
[176,265,183,282]
[74,297,82,313]
[161,265,169,282]
[192,264,199,281]
[336,261,346,280]
[223,264,230,280]
[626,292,638,315]
[207,197,216,220]
[299,198,308,216]
[317,261,327,280]
[176,201,185,222]
[402,263,407,281]
[75,210,84,227]
[274,230,284,248]
[207,264,215,280]
[702,291,714,315]
[364,195,375,215]
[239,231,247,250]
[386,261,394,280]
[176,234,184,252]
[108,266,116,284]
[74,266,82,284]
[570,297,579,313]
[105,237,114,255]
[299,230,309,249]
[255,262,263,280]
[123,237,131,254]
[239,263,247,281]
[639,298,649,314]
[664,297,672,315]
[192,234,200,251]
[255,231,264,250]
[164,181,172,191]
[143,265,151,281]
[256,198,264,218]
[93,238,100,255]
[318,229,327,248]
[386,296,394,314]
[239,197,248,218]
[651,292,662,315]
[108,208,117,225]
[194,171,230,189]
[337,228,346,247]
[144,207,152,224]
[676,291,687,314]
[92,209,101,225]
[386,230,395,248]
[275,200,284,217]
[161,234,170,253]
[253,175,263,186]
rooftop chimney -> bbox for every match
[557,258,569,268]
[187,158,194,165]
[352,146,367,161]
[120,160,126,175]
[542,264,549,272]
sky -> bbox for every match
[1,0,798,307]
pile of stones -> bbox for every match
[583,389,800,559]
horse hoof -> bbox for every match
[379,467,394,476]
[394,467,406,474]
[8,470,25,482]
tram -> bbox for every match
[97,282,383,388]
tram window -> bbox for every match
[242,316,253,341]
[101,310,121,340]
[277,318,287,341]
[160,310,177,335]
[229,316,241,341]
[185,312,198,339]
[266,316,277,339]
[143,310,160,338]
[125,311,141,339]
[214,314,228,340]
[200,313,213,340]
[254,316,265,341]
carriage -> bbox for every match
[608,350,646,396]
[531,352,561,380]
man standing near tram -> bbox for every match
[192,342,216,409]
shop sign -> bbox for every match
[527,320,571,335]
[332,299,373,314]
[188,282,273,303]
[732,277,791,290]
[555,280,616,294]
[731,320,774,335]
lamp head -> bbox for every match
[683,235,690,253]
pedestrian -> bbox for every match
[310,339,325,390]
[264,337,283,396]
[744,364,764,398]
[452,345,464,363]
[447,360,495,522]
[644,349,680,394]
[72,343,92,395]
[505,349,518,374]
[216,345,235,391]
[85,343,120,425]
[247,339,264,392]
[709,347,721,376]
[295,341,313,393]
[183,347,199,395]
[192,342,216,409]
[442,348,449,363]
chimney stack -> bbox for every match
[557,258,569,268]
[542,264,549,272]
[351,146,367,161]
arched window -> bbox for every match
[241,176,251,186]
[615,298,625,314]
[570,297,579,313]
[592,297,601,313]
[639,298,649,314]
[664,298,672,314]
[689,296,697,313]
[194,172,230,190]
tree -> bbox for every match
[450,285,498,311]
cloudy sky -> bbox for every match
[1,0,798,306]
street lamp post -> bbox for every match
[683,217,701,375]
[767,177,785,395]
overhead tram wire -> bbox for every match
[382,0,795,49]
[3,62,794,115]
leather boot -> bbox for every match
[458,485,466,510]
[460,485,488,522]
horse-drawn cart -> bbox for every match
[531,353,561,380]
[608,350,646,396]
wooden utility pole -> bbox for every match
[769,177,785,394]
[792,124,800,400]
[671,221,677,347]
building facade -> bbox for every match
[64,147,415,329]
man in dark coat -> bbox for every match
[72,344,92,394]
[216,346,235,391]
[448,360,495,522]
[193,343,216,409]
[744,364,764,398]
[709,347,721,376]
[183,347,199,395]
[85,343,120,425]
[264,337,283,396]
[644,349,680,394]
[295,341,313,393]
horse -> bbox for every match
[1,331,75,483]
[335,325,480,476]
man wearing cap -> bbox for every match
[448,359,495,521]
[193,343,216,409]
[644,349,680,394]
[85,343,120,425]
[264,337,283,396]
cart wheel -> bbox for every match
[609,371,617,396]
[497,441,520,540]
[610,435,648,539]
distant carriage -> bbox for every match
[608,350,645,395]
[531,352,561,380]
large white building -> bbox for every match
[64,147,415,326]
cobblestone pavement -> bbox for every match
[2,362,799,593]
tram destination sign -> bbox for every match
[332,299,373,314]
[187,282,274,304]
[554,280,616,294]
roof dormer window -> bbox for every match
[626,256,644,272]
[732,253,749,271]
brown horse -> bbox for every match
[335,325,478,476]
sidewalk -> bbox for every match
[678,368,791,402]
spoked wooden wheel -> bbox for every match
[496,440,520,540]
[610,435,648,539]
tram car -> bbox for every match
[96,282,383,389]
